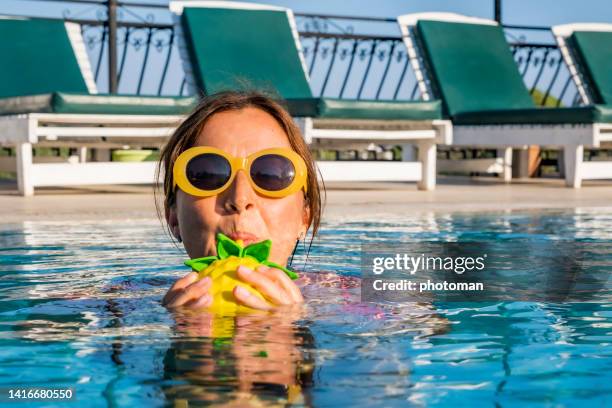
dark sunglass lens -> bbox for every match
[186,153,231,190]
[250,154,296,191]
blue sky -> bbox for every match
[1,0,610,100]
[2,0,612,26]
[248,0,612,26]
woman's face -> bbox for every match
[168,107,309,266]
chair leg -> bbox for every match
[514,147,530,178]
[78,147,88,163]
[16,142,34,196]
[497,147,513,183]
[417,140,436,191]
[564,144,583,188]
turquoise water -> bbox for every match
[0,209,611,407]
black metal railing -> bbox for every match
[300,33,419,101]
[505,24,582,107]
[3,1,583,106]
[295,13,419,100]
[512,44,581,107]
[76,20,184,95]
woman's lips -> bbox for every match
[225,231,259,246]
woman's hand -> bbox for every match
[162,272,213,309]
[234,265,304,311]
[162,266,304,311]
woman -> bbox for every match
[157,90,322,311]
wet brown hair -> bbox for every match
[154,90,323,253]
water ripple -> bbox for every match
[0,210,611,406]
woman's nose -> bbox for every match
[221,170,256,213]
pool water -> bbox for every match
[1,209,611,407]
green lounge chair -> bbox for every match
[169,1,452,190]
[552,23,612,187]
[553,23,612,106]
[397,13,612,188]
[0,16,198,195]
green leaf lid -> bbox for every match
[184,233,298,280]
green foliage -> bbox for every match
[531,89,563,107]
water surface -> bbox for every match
[1,209,611,407]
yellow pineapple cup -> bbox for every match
[184,233,299,316]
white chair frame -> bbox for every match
[398,12,612,188]
[0,22,186,195]
[170,1,453,190]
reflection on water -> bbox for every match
[162,309,315,406]
[0,209,611,407]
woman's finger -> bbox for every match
[233,285,273,311]
[166,278,211,308]
[162,272,198,306]
[184,293,213,309]
[259,265,304,303]
[165,277,211,308]
[236,265,290,305]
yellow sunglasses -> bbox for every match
[173,146,308,198]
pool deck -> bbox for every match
[1,176,612,223]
